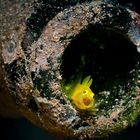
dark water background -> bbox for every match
[0,117,140,140]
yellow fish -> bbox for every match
[63,75,95,110]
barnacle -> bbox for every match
[1,0,140,139]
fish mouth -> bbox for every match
[82,97,93,106]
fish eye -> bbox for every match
[82,90,88,95]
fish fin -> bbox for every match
[82,75,93,87]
